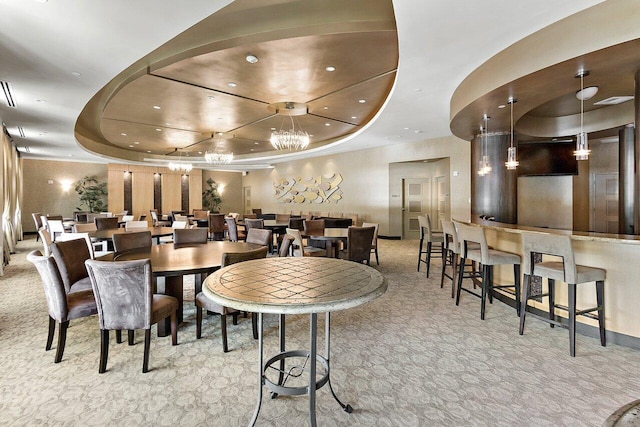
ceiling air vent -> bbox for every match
[17,126,25,138]
[16,146,30,153]
[1,81,16,107]
[594,96,634,106]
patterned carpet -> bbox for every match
[1,237,639,426]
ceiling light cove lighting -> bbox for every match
[505,97,519,170]
[269,102,310,151]
[574,70,592,161]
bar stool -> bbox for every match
[519,231,606,357]
[417,215,444,278]
[455,222,521,320]
[440,220,460,298]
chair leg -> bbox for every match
[514,264,521,317]
[99,329,109,373]
[170,313,178,346]
[115,330,122,344]
[232,312,239,325]
[596,280,606,347]
[439,250,448,289]
[128,330,135,345]
[568,283,577,357]
[487,266,494,304]
[375,247,379,265]
[548,279,555,328]
[519,274,530,335]
[426,242,432,278]
[451,254,458,298]
[196,305,203,339]
[221,314,229,353]
[455,257,465,306]
[252,313,258,340]
[143,329,151,373]
[417,236,424,271]
[480,266,489,320]
[54,321,69,363]
[46,316,56,351]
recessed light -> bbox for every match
[403,127,410,130]
[68,154,73,157]
[35,99,46,103]
[254,142,259,145]
[155,128,162,132]
[246,54,258,64]
[228,82,237,88]
[216,132,224,136]
[498,105,506,109]
[129,145,134,148]
[134,141,139,145]
[325,123,331,127]
[358,99,366,104]
[326,66,336,72]
[414,130,423,134]
[250,148,255,151]
[270,127,276,131]
[120,133,127,136]
[147,150,152,153]
[71,71,81,77]
[153,105,161,110]
[351,116,357,119]
[165,122,172,126]
[198,151,202,154]
[414,88,422,92]
[323,106,329,110]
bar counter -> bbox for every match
[463,219,640,345]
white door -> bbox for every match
[403,178,431,239]
[593,173,618,233]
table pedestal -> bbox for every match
[250,312,352,427]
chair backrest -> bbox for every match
[226,217,240,242]
[279,234,295,257]
[285,228,305,257]
[125,221,148,231]
[55,232,97,259]
[32,212,43,230]
[288,217,305,231]
[27,250,69,322]
[275,214,291,223]
[361,222,379,248]
[40,215,50,231]
[454,222,489,263]
[48,220,66,239]
[242,213,258,220]
[227,212,239,219]
[73,222,97,233]
[246,228,272,246]
[138,214,147,221]
[174,215,189,223]
[345,213,359,227]
[208,213,225,233]
[38,228,53,256]
[440,220,460,254]
[171,211,185,221]
[346,226,375,264]
[193,209,209,219]
[150,210,159,223]
[101,212,113,217]
[172,220,188,229]
[113,231,152,254]
[304,219,325,236]
[121,215,135,223]
[173,228,208,246]
[95,217,119,230]
[521,231,577,283]
[47,214,63,221]
[252,208,262,215]
[244,218,264,231]
[86,259,153,330]
[50,238,91,293]
[221,246,268,267]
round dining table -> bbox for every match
[307,228,349,258]
[115,241,262,336]
[203,256,387,426]
[89,226,174,244]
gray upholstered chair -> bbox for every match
[50,239,93,294]
[244,218,264,233]
[286,228,327,257]
[279,234,295,257]
[95,217,119,230]
[245,228,272,247]
[208,213,226,241]
[303,219,325,238]
[113,231,152,255]
[85,259,178,373]
[362,222,379,265]
[173,228,208,246]
[27,250,97,363]
[340,226,375,265]
[455,222,521,320]
[417,215,444,277]
[32,212,43,241]
[225,217,246,242]
[38,228,53,256]
[195,246,268,352]
[519,231,606,356]
[440,220,461,298]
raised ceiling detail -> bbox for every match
[76,0,398,167]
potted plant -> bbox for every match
[74,175,108,213]
[202,178,223,213]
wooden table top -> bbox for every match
[203,257,387,314]
[89,226,174,240]
[114,241,263,276]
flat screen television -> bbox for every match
[517,141,578,176]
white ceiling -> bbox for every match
[0,0,604,166]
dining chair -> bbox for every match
[275,213,291,223]
[251,208,262,215]
[113,231,152,254]
[55,232,110,260]
[303,219,325,238]
[208,213,226,241]
[150,210,170,227]
[361,222,379,265]
[279,234,295,257]
[124,220,148,230]
[85,259,178,373]
[50,238,94,294]
[244,218,264,231]
[173,228,208,246]
[246,228,272,247]
[95,217,119,230]
[27,250,98,363]
[340,226,375,265]
[38,228,53,256]
[225,217,246,242]
[242,213,257,220]
[195,246,269,352]
[73,222,110,256]
[32,212,43,241]
[48,220,66,241]
[440,220,461,298]
[286,228,327,257]
[121,215,135,223]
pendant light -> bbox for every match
[478,114,491,176]
[505,97,519,170]
[574,70,592,160]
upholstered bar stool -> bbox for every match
[519,231,606,357]
[417,215,444,278]
[440,220,460,298]
[455,222,521,320]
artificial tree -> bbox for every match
[202,178,223,212]
[74,175,108,213]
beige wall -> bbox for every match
[518,176,573,229]
[202,170,244,214]
[241,135,471,237]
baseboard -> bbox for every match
[379,235,401,240]
[492,291,640,351]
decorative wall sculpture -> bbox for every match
[274,173,343,204]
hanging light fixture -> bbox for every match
[270,102,310,151]
[478,114,491,176]
[205,133,234,165]
[505,97,519,170]
[168,148,193,173]
[574,70,592,160]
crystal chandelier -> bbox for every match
[505,97,519,170]
[574,70,592,160]
[168,149,193,172]
[270,103,310,150]
[204,151,233,165]
[478,114,492,176]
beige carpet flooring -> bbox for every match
[1,237,640,426]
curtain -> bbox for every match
[1,126,23,273]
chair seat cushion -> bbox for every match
[150,294,179,325]
[304,246,327,257]
[430,232,445,243]
[69,277,93,294]
[485,248,520,265]
[534,261,606,283]
[67,289,98,320]
[195,292,238,315]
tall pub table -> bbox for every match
[115,241,262,336]
[203,256,387,426]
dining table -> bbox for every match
[307,228,349,258]
[115,240,263,336]
[89,226,174,244]
[203,256,387,426]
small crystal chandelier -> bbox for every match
[270,103,310,151]
[478,114,492,176]
[205,133,234,165]
[574,70,591,160]
[505,97,519,170]
[168,148,193,173]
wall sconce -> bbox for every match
[218,183,225,194]
[60,180,72,192]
